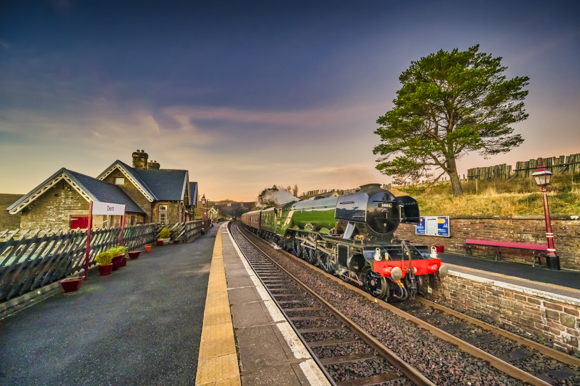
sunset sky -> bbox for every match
[1,0,579,202]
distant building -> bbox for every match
[7,150,199,230]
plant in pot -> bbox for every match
[96,251,114,276]
[109,246,126,271]
[118,246,128,267]
[157,228,171,246]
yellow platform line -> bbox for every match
[196,224,240,386]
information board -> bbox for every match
[415,216,449,237]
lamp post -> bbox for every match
[201,194,207,223]
[532,158,560,270]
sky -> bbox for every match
[1,0,579,202]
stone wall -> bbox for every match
[20,181,89,230]
[101,170,153,222]
[152,201,182,225]
[0,193,23,231]
[394,217,580,269]
[440,271,580,354]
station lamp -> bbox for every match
[532,159,559,270]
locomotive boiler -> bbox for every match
[241,183,448,301]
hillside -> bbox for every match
[392,173,580,217]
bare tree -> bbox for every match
[292,184,299,197]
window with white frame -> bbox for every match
[114,177,125,185]
[159,205,168,224]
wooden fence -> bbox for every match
[0,219,210,302]
[468,153,580,181]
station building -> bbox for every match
[6,150,199,230]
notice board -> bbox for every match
[415,216,450,237]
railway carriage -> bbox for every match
[241,183,448,301]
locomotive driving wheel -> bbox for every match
[364,269,389,299]
[305,247,316,265]
[294,240,303,259]
[320,253,335,274]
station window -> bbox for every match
[159,205,168,224]
[115,178,125,185]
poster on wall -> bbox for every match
[415,216,450,237]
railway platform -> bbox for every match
[196,222,328,386]
[0,223,218,385]
[438,252,580,300]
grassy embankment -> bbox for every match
[392,172,580,217]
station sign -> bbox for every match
[92,202,126,216]
[415,216,450,237]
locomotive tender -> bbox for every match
[241,183,448,301]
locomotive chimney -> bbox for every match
[132,149,148,170]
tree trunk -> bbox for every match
[447,158,464,197]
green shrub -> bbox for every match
[159,228,171,239]
[95,251,113,266]
[109,246,128,256]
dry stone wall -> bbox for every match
[440,271,580,354]
[395,217,580,269]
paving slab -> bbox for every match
[0,224,220,386]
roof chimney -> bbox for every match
[132,149,148,169]
[148,160,160,170]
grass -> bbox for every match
[392,171,580,217]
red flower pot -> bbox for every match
[156,240,164,246]
[120,257,127,267]
[145,245,151,252]
[60,278,82,293]
[112,255,124,271]
[173,240,180,244]
[128,251,140,259]
[98,264,113,276]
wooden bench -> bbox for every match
[464,239,548,267]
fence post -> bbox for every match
[84,201,93,281]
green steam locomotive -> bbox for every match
[241,183,448,301]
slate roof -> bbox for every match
[134,169,188,201]
[66,170,145,213]
[7,168,145,214]
[189,182,198,206]
[97,160,188,202]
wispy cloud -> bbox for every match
[164,104,382,128]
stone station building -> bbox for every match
[6,150,199,230]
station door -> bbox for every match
[70,216,89,229]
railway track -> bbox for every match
[231,221,580,385]
[231,222,434,386]
[394,298,580,385]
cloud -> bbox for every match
[163,103,382,128]
[0,39,9,49]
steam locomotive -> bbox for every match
[241,183,448,301]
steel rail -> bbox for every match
[416,297,580,368]
[237,223,553,386]
[229,223,338,386]
[234,223,435,386]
